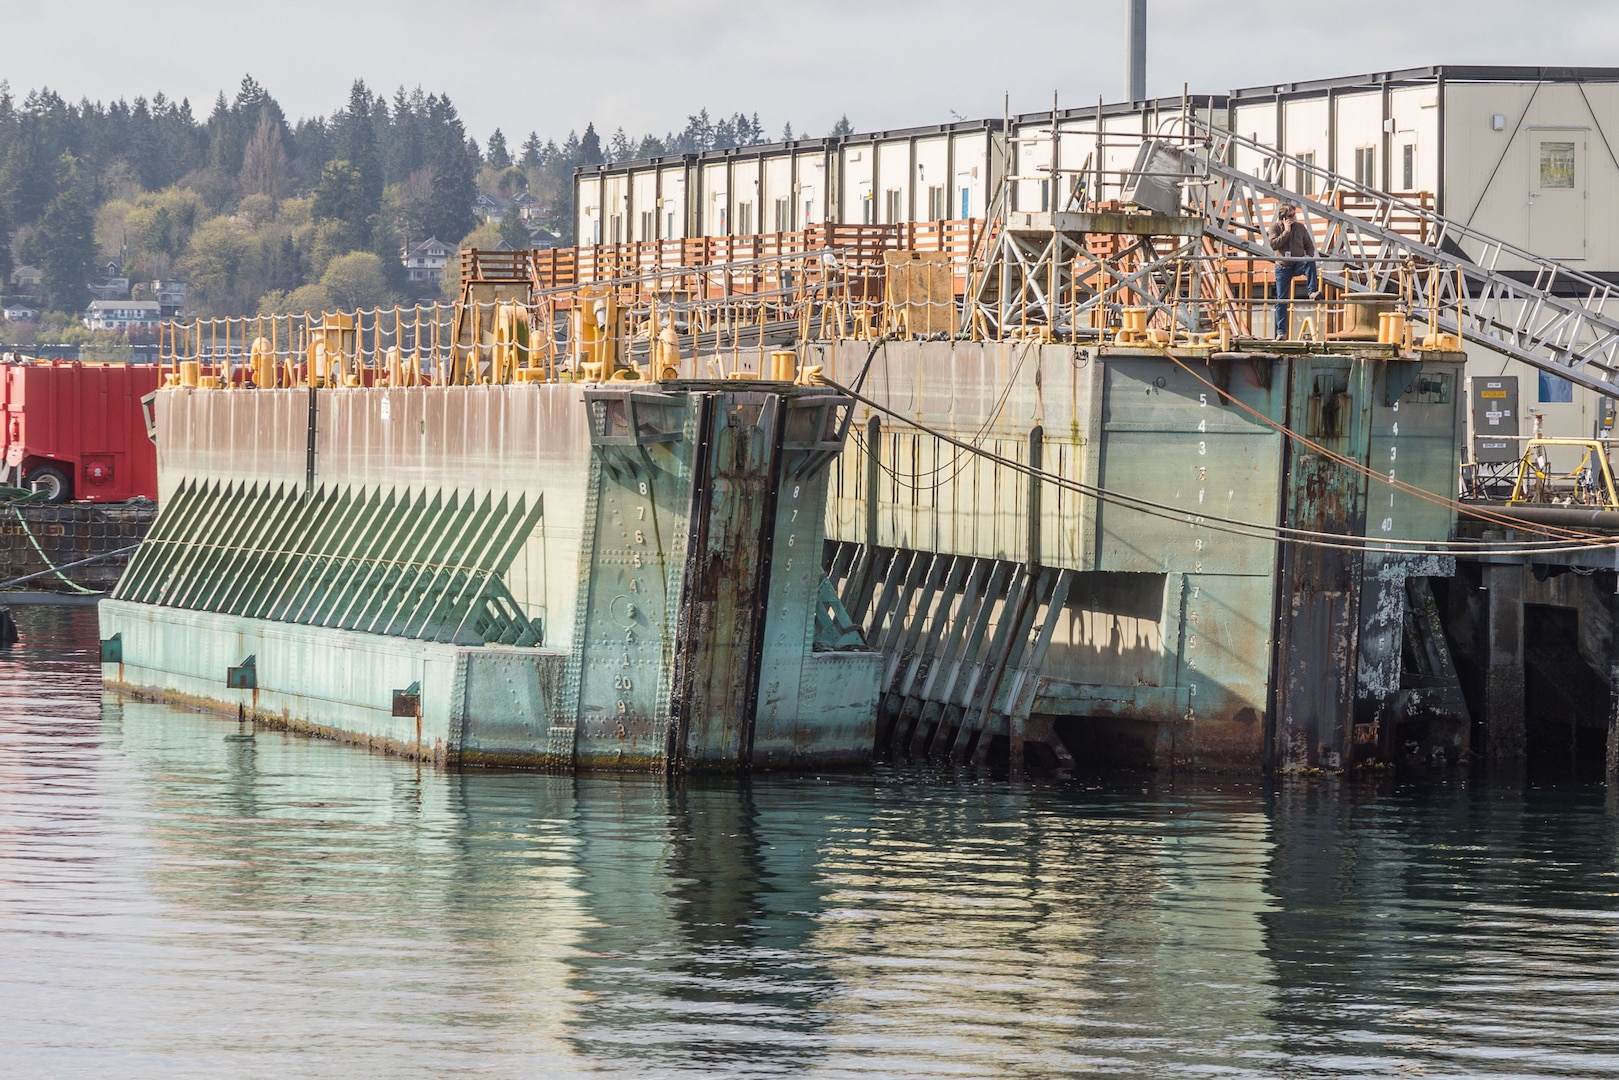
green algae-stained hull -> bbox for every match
[100,380,879,771]
[101,340,1467,774]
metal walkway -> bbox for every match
[1170,119,1619,398]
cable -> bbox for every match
[850,335,889,395]
[1155,349,1604,543]
[852,337,1036,491]
[7,506,102,595]
[820,376,1619,558]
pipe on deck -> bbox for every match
[1481,504,1619,532]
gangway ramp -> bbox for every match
[1159,121,1619,398]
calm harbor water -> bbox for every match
[4,605,1619,1078]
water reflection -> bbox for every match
[1264,782,1619,1076]
[3,605,1619,1077]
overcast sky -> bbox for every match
[6,1,1619,145]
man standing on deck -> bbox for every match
[1269,204,1318,339]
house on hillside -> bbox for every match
[474,192,512,223]
[150,280,188,316]
[401,238,455,284]
[3,306,37,321]
[11,265,42,290]
[88,273,131,302]
[526,226,561,250]
[83,300,162,333]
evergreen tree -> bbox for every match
[204,91,235,172]
[520,130,543,168]
[339,80,382,228]
[487,128,511,168]
[312,159,369,251]
[579,123,603,166]
[713,114,736,149]
[387,85,429,183]
[422,94,476,242]
[498,209,529,250]
[0,196,12,284]
[672,109,714,154]
[24,154,94,311]
[829,115,854,137]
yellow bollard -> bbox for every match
[310,341,329,386]
[250,336,274,388]
[656,327,681,380]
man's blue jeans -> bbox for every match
[1274,259,1319,338]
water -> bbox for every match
[4,605,1619,1078]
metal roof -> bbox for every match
[580,66,1619,178]
[1228,65,1619,101]
[580,117,1003,176]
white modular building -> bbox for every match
[1219,67,1619,444]
[575,118,1008,245]
[577,67,1619,443]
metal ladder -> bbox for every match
[1169,119,1619,398]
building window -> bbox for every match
[666,210,676,237]
[1401,144,1416,190]
[736,202,753,235]
[592,219,602,244]
[610,214,623,244]
[1539,371,1575,403]
[640,211,653,239]
[804,198,814,224]
[960,188,970,217]
[1040,179,1051,212]
[1354,146,1376,188]
[774,198,789,232]
[1295,151,1316,196]
[885,189,902,224]
[926,185,945,221]
[1540,142,1576,189]
[861,191,873,224]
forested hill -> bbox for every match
[0,76,827,329]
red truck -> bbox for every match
[2,361,160,503]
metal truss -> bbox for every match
[970,220,1091,337]
[1173,120,1619,396]
[967,218,1206,339]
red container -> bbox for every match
[2,361,161,503]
